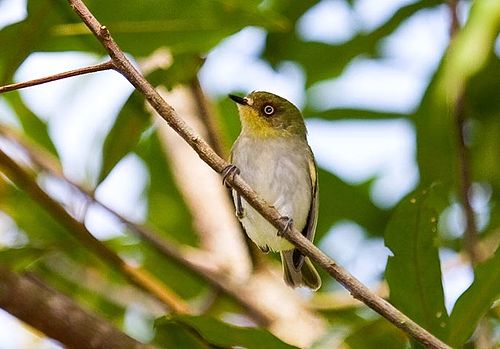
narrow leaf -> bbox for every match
[98,91,149,184]
[447,248,500,347]
[385,187,449,340]
[156,315,298,349]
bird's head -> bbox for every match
[229,91,306,138]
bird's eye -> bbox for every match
[263,105,275,116]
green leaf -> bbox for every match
[447,248,500,347]
[135,131,197,246]
[0,247,46,271]
[305,108,407,121]
[385,186,449,340]
[265,0,441,86]
[4,92,58,156]
[0,0,99,84]
[343,319,408,349]
[154,321,210,349]
[317,168,390,239]
[414,0,500,189]
[98,91,149,184]
[156,315,298,349]
[0,184,75,249]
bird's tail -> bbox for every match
[281,250,321,290]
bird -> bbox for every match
[223,91,321,290]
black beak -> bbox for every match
[228,94,247,105]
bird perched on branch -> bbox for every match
[223,91,321,290]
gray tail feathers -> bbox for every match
[281,250,321,290]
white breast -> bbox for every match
[231,135,312,251]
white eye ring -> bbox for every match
[263,105,274,115]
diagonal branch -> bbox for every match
[66,0,452,348]
[0,60,116,94]
[0,267,157,349]
[0,148,189,315]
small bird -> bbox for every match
[224,91,321,290]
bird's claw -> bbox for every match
[222,164,240,188]
[277,216,293,237]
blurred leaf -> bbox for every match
[343,319,408,349]
[414,0,500,189]
[305,109,407,121]
[317,168,389,239]
[135,131,197,246]
[0,247,46,271]
[447,248,500,348]
[140,240,206,299]
[0,0,94,83]
[0,184,75,248]
[148,53,204,88]
[98,91,149,184]
[94,0,287,54]
[156,314,298,349]
[385,186,449,341]
[154,321,210,349]
[265,0,441,86]
[4,92,58,156]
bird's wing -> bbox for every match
[304,147,319,243]
[291,147,319,270]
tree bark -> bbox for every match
[0,267,157,349]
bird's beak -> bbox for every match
[229,94,248,105]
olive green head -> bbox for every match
[229,91,306,138]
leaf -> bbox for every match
[0,247,46,271]
[304,108,407,121]
[0,0,99,84]
[98,91,149,184]
[317,168,390,239]
[385,186,449,341]
[343,319,408,349]
[154,321,211,349]
[264,0,442,86]
[414,0,500,189]
[447,248,500,347]
[156,315,299,349]
[0,183,75,249]
[135,131,197,246]
[4,92,59,156]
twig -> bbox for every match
[66,1,452,347]
[0,267,158,349]
[0,148,190,315]
[448,0,479,264]
[189,77,227,157]
[0,60,115,94]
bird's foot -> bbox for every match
[277,216,293,237]
[222,164,240,188]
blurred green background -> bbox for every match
[0,0,499,348]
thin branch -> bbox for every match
[0,60,115,94]
[0,148,190,315]
[448,0,479,264]
[67,1,452,348]
[0,267,158,349]
[189,77,227,158]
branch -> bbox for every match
[0,60,115,94]
[66,1,452,348]
[0,267,157,349]
[448,0,479,264]
[0,148,189,315]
